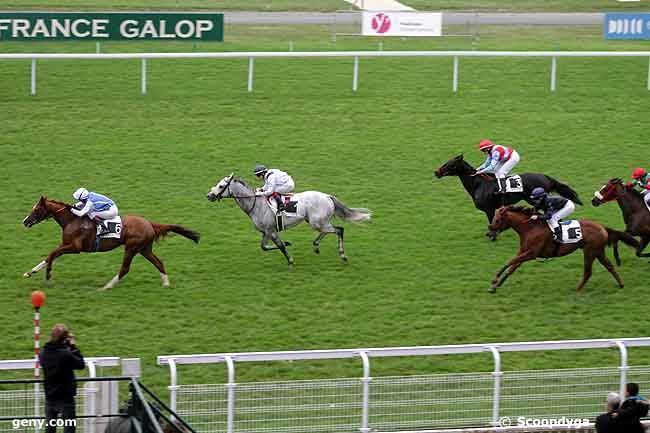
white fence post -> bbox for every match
[616,341,628,406]
[168,359,178,412]
[551,56,557,92]
[31,59,36,96]
[141,58,147,95]
[225,356,236,433]
[359,352,371,433]
[86,360,98,433]
[647,57,650,91]
[248,57,254,92]
[489,346,502,427]
[353,56,359,92]
[453,55,459,93]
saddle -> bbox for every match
[95,216,122,239]
[266,195,298,214]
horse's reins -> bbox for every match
[216,177,257,215]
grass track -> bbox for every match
[2,25,650,393]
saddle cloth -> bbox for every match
[503,175,524,193]
[97,216,122,239]
[265,194,298,215]
[547,220,582,244]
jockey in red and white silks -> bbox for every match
[475,139,521,186]
[254,164,295,211]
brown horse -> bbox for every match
[592,178,650,261]
[487,206,638,293]
[22,196,200,290]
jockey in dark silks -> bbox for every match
[529,187,576,242]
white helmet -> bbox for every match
[73,187,89,201]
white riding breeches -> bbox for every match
[89,205,118,220]
[273,179,295,195]
[546,201,575,231]
[494,151,520,179]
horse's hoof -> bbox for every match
[97,286,110,292]
[313,248,320,254]
[23,272,31,278]
[341,255,348,262]
[288,258,295,266]
[284,241,292,247]
[488,286,496,294]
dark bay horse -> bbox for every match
[22,196,200,290]
[593,178,650,261]
[434,154,583,240]
[487,206,638,293]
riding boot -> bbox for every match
[274,195,285,213]
[553,226,562,243]
[494,178,505,195]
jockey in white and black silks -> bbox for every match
[70,188,118,233]
[253,164,295,211]
[475,139,521,193]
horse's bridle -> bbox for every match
[216,176,258,215]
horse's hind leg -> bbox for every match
[597,252,624,289]
[637,235,650,259]
[24,259,47,278]
[141,248,169,287]
[100,248,137,291]
[312,232,327,254]
[335,226,347,262]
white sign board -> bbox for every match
[362,12,442,37]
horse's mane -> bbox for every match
[610,178,643,198]
[233,176,253,190]
[43,197,71,208]
[505,205,537,216]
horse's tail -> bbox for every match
[151,223,200,243]
[549,177,583,205]
[330,196,372,223]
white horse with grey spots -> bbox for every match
[207,174,371,264]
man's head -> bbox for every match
[254,164,268,179]
[627,382,640,397]
[530,187,547,204]
[50,324,70,344]
[632,168,647,180]
[73,188,89,202]
[478,139,494,153]
[607,392,620,411]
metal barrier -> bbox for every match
[0,358,120,433]
[1,50,650,95]
[157,338,650,433]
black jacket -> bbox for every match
[595,412,623,433]
[616,398,649,433]
[39,342,85,401]
[534,195,569,219]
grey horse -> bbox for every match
[207,174,372,264]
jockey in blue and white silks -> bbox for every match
[71,188,119,231]
[475,139,521,193]
[254,164,295,211]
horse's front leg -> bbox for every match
[44,244,78,280]
[484,208,498,241]
[24,258,48,278]
[636,235,650,258]
[489,250,535,293]
[270,232,294,265]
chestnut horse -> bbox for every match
[22,197,200,290]
[487,206,638,293]
[592,178,650,261]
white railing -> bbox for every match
[1,50,650,95]
[158,338,650,433]
[0,357,121,433]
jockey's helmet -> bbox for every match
[478,139,494,152]
[254,164,268,176]
[530,187,547,201]
[73,187,89,201]
[632,168,646,179]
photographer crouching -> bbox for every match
[39,324,85,433]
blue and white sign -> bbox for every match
[604,13,650,39]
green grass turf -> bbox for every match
[2,24,650,396]
[0,0,646,12]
